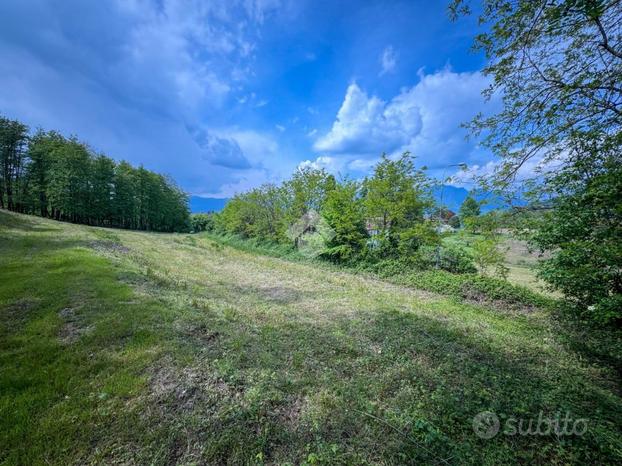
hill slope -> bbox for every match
[1,210,621,464]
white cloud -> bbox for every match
[297,155,344,173]
[313,82,422,154]
[379,45,397,76]
[275,124,285,132]
[314,68,498,173]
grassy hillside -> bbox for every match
[1,210,621,465]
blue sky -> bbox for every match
[0,0,500,198]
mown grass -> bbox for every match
[1,210,621,465]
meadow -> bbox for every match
[1,209,621,465]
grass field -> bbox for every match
[1,210,621,465]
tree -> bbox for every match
[530,139,622,323]
[46,138,92,223]
[0,116,29,211]
[450,0,622,186]
[459,196,480,219]
[283,166,336,223]
[362,153,431,233]
[25,130,65,217]
[112,161,138,229]
[217,184,287,241]
[91,155,116,226]
[321,179,367,262]
[0,115,189,232]
[452,0,622,323]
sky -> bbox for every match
[0,0,501,198]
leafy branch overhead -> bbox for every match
[451,0,621,185]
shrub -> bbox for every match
[472,237,509,279]
[396,270,550,310]
[436,244,477,274]
[190,213,214,232]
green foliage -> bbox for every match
[398,270,550,309]
[216,183,287,241]
[530,148,622,324]
[472,237,509,279]
[320,180,367,262]
[218,153,438,266]
[459,195,480,220]
[451,0,621,185]
[452,1,622,325]
[0,116,189,232]
[190,213,215,233]
[362,152,431,235]
[283,166,336,223]
[396,222,439,257]
[448,214,461,229]
[0,116,28,211]
[434,243,477,274]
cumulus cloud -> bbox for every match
[313,68,498,175]
[379,45,398,76]
[297,156,344,173]
[313,83,422,154]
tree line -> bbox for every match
[0,116,189,232]
[207,153,483,274]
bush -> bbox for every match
[190,213,214,233]
[428,244,477,274]
[396,270,550,310]
[472,237,509,278]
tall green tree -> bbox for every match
[362,152,431,234]
[450,0,622,186]
[46,138,92,223]
[112,161,138,229]
[452,0,622,322]
[321,179,367,261]
[91,155,116,226]
[25,130,65,217]
[0,117,29,211]
[283,167,336,222]
[459,196,480,219]
[531,137,622,323]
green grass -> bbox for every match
[1,210,621,464]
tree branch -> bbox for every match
[593,15,622,59]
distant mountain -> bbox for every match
[431,186,506,213]
[189,196,228,213]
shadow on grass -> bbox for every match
[141,274,622,464]
[0,209,67,233]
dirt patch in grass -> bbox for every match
[148,360,243,414]
[180,321,221,346]
[275,395,306,431]
[58,307,91,344]
[1,297,41,332]
[89,240,130,255]
[259,285,303,304]
[460,288,538,314]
